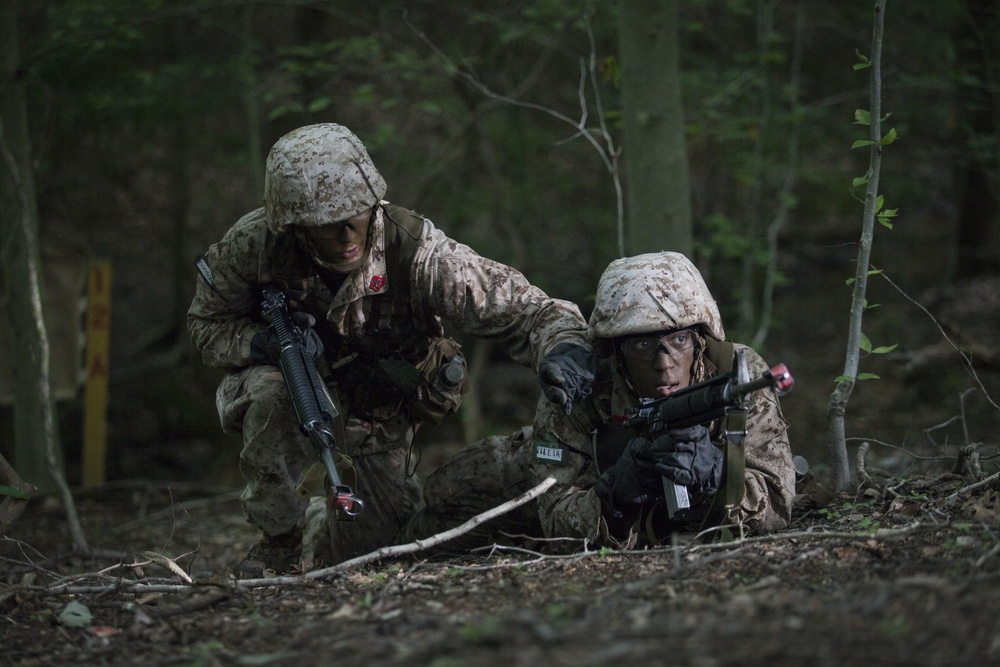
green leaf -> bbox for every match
[872,344,898,354]
[854,62,872,71]
[879,128,898,145]
[854,50,871,69]
[852,139,875,149]
[306,96,331,113]
[58,601,93,627]
[0,485,29,499]
[859,333,872,352]
[852,175,870,188]
[877,208,896,229]
[853,109,871,126]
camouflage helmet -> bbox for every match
[263,123,387,235]
[588,252,725,342]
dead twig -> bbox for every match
[845,436,953,462]
[140,551,194,584]
[683,519,950,554]
[2,478,558,596]
[857,441,873,486]
[300,476,558,581]
[945,470,1000,504]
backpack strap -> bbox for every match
[381,204,424,296]
[366,204,424,339]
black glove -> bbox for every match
[538,342,597,414]
[593,437,664,517]
[249,312,325,366]
[652,425,723,497]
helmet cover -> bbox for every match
[263,123,387,234]
[588,252,725,341]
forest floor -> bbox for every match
[2,465,1000,667]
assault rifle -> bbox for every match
[260,284,363,516]
[624,349,794,517]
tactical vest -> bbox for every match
[318,205,468,423]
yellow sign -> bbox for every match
[82,261,111,487]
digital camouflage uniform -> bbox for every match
[187,124,589,565]
[400,252,795,550]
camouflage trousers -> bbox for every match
[217,365,423,563]
[393,427,536,553]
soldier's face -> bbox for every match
[620,329,696,399]
[306,209,372,271]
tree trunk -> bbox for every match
[1,0,87,549]
[618,0,692,257]
[827,0,888,493]
[954,0,1000,277]
[1,0,58,493]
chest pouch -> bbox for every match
[410,336,470,424]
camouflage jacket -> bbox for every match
[188,202,589,387]
[524,342,795,546]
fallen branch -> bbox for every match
[301,475,558,581]
[945,470,1000,504]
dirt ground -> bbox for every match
[3,462,1000,667]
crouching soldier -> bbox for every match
[188,123,591,576]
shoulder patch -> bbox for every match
[533,434,567,466]
[194,255,214,287]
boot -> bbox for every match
[235,529,303,579]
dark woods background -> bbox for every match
[2,0,998,489]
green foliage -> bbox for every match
[545,602,576,626]
[429,658,464,667]
[458,616,501,642]
[0,485,29,500]
[189,641,225,667]
[854,49,872,71]
[859,332,897,355]
[817,498,880,531]
[10,0,998,460]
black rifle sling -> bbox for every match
[590,356,635,473]
[699,338,748,540]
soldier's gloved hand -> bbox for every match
[538,342,597,414]
[249,312,324,366]
[652,425,722,497]
[593,437,663,518]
